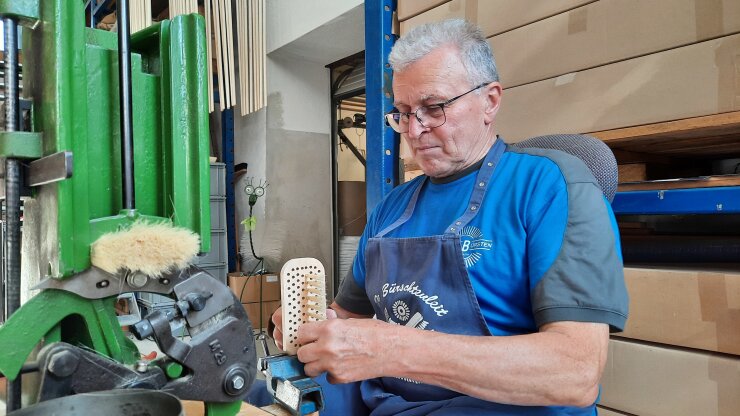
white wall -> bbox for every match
[266,0,363,53]
[233,2,365,291]
[267,54,331,134]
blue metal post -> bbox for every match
[364,0,398,213]
[222,108,237,272]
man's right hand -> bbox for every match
[270,302,369,351]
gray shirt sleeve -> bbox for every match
[531,164,628,332]
[334,266,375,316]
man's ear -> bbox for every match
[482,82,503,125]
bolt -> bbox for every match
[127,272,148,288]
[135,360,149,373]
[231,375,245,390]
[159,277,170,285]
[48,350,79,378]
[131,320,153,340]
[224,368,250,395]
[96,280,109,288]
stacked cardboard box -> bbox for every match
[396,2,740,414]
[398,0,740,141]
[600,268,740,414]
[228,273,281,330]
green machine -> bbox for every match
[0,1,257,414]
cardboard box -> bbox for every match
[338,181,367,236]
[228,273,281,303]
[617,267,740,355]
[490,0,740,88]
[496,33,740,142]
[601,339,740,415]
[397,0,449,22]
[400,0,468,35]
[400,0,593,37]
[242,300,281,330]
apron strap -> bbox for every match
[444,139,506,235]
[376,177,427,238]
[377,138,507,238]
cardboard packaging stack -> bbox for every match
[228,273,281,330]
[397,1,740,414]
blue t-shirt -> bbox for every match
[336,146,628,334]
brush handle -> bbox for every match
[279,258,326,355]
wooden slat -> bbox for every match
[591,111,740,143]
[247,0,253,114]
[205,0,214,112]
[236,0,244,115]
[617,175,740,191]
[211,0,225,110]
[225,0,236,109]
[590,111,740,159]
[260,0,266,109]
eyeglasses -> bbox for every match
[384,83,488,134]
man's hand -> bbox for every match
[270,302,372,351]
[296,318,393,383]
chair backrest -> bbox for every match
[513,134,618,203]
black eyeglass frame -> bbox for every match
[384,83,490,133]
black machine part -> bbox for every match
[34,266,258,403]
[4,13,23,412]
[34,342,169,402]
[129,294,258,402]
[8,389,183,416]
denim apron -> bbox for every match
[358,140,592,415]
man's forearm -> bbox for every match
[377,321,608,407]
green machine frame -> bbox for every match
[24,0,211,274]
[0,1,243,414]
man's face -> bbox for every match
[392,45,501,178]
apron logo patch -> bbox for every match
[460,225,493,268]
[392,300,411,322]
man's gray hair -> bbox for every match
[388,19,499,85]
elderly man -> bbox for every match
[268,18,628,415]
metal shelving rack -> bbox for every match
[364,0,399,213]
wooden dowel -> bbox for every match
[261,0,266,109]
[219,0,231,109]
[248,0,254,114]
[258,0,262,111]
[212,0,225,110]
[237,0,245,115]
[225,0,237,110]
[245,0,254,113]
[205,0,214,112]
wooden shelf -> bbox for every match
[590,111,740,159]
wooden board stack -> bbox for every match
[130,0,152,33]
[236,0,266,116]
[166,0,265,115]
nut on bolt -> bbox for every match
[231,375,245,390]
[223,367,250,396]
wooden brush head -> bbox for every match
[279,258,326,355]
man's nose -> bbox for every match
[406,113,428,139]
